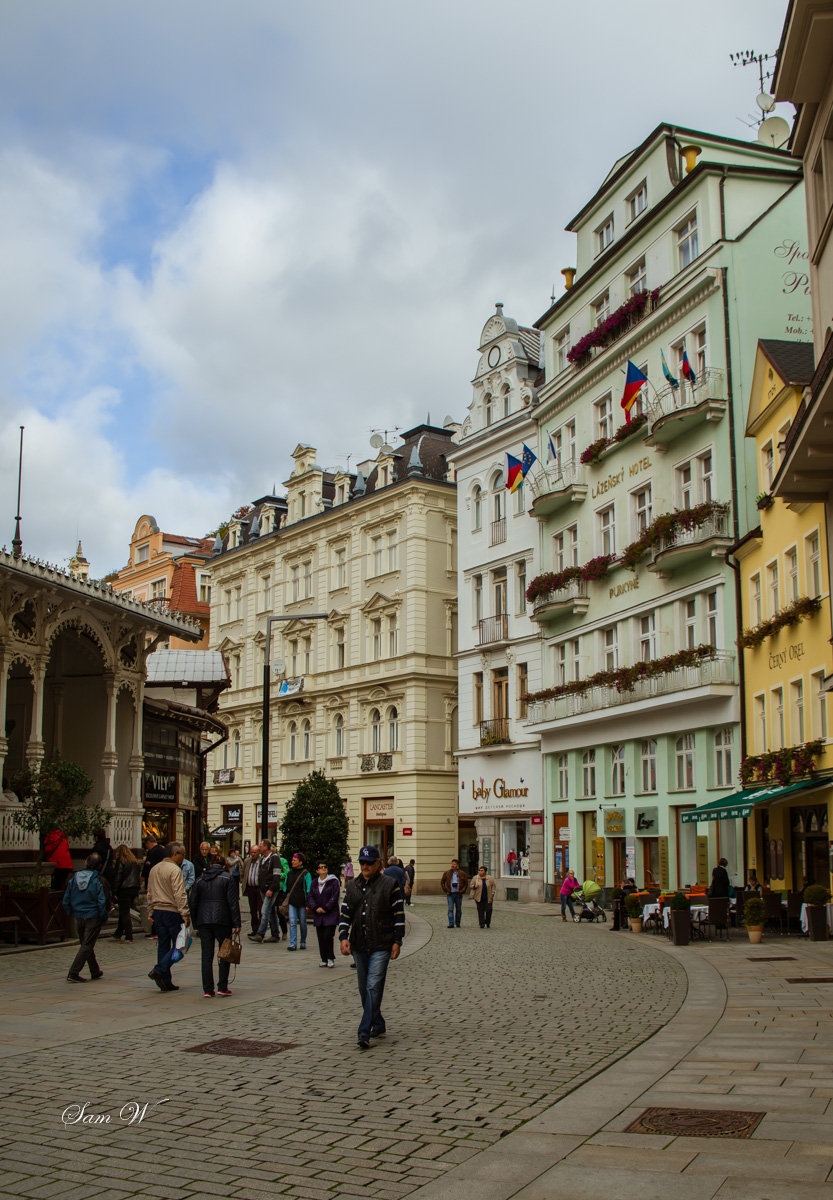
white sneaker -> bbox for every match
[318,961,327,968]
[327,959,335,968]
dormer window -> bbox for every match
[596,215,614,255]
[136,543,149,564]
[628,181,647,222]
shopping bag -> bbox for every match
[170,923,192,964]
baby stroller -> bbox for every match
[574,880,607,922]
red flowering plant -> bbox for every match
[525,554,615,604]
[579,413,648,465]
[740,739,824,788]
[619,501,727,572]
[738,595,822,649]
[566,289,660,366]
[525,644,716,705]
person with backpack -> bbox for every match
[63,854,109,982]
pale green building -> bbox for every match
[524,123,812,893]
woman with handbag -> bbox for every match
[282,852,312,951]
[307,861,341,967]
[189,853,241,997]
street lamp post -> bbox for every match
[261,612,329,843]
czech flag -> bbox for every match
[505,452,523,493]
[620,360,647,422]
[681,348,696,385]
[521,443,538,476]
[660,348,679,389]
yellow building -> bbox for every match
[732,339,832,892]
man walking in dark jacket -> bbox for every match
[249,840,283,942]
[339,845,405,1049]
[190,859,241,997]
[63,854,109,982]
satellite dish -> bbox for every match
[369,433,384,449]
[758,116,790,149]
[757,91,776,114]
[381,443,394,455]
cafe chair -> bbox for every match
[763,891,785,934]
[785,892,803,936]
[698,897,730,940]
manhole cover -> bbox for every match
[786,977,833,984]
[625,1107,765,1139]
[748,956,796,961]
[185,1038,297,1057]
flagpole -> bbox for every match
[11,425,23,560]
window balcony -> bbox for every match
[480,718,510,747]
[360,752,398,772]
[527,459,588,518]
[530,577,590,624]
[478,614,509,645]
[644,369,727,449]
[490,517,506,546]
[647,504,732,575]
[526,652,736,726]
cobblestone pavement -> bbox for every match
[0,901,685,1200]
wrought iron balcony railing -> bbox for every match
[649,504,732,569]
[478,614,509,645]
[480,718,510,747]
[490,517,506,546]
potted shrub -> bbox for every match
[668,891,691,946]
[625,894,643,932]
[803,884,831,941]
[743,896,766,944]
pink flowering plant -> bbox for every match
[740,739,824,788]
[566,289,660,366]
[619,501,727,572]
[525,555,615,604]
[738,595,822,649]
[579,413,648,465]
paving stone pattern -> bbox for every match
[0,903,685,1199]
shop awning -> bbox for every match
[680,776,832,823]
[209,825,239,838]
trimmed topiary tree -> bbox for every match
[279,769,349,874]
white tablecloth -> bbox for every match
[800,902,833,934]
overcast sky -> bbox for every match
[0,0,792,574]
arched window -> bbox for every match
[334,713,344,758]
[232,729,241,767]
[472,485,482,531]
[388,706,399,752]
[371,708,381,753]
[484,393,493,427]
[491,473,504,522]
[302,719,311,760]
[288,721,297,761]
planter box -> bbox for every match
[0,885,70,944]
[806,905,829,942]
[669,910,691,946]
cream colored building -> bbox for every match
[205,424,459,892]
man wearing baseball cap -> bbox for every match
[338,845,406,1049]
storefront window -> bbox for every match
[501,819,530,876]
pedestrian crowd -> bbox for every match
[56,837,507,1048]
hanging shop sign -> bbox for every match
[635,806,658,834]
[144,770,176,805]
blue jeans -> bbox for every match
[447,893,462,927]
[288,904,307,948]
[257,892,280,938]
[153,910,184,984]
[561,894,576,919]
[352,948,391,1042]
